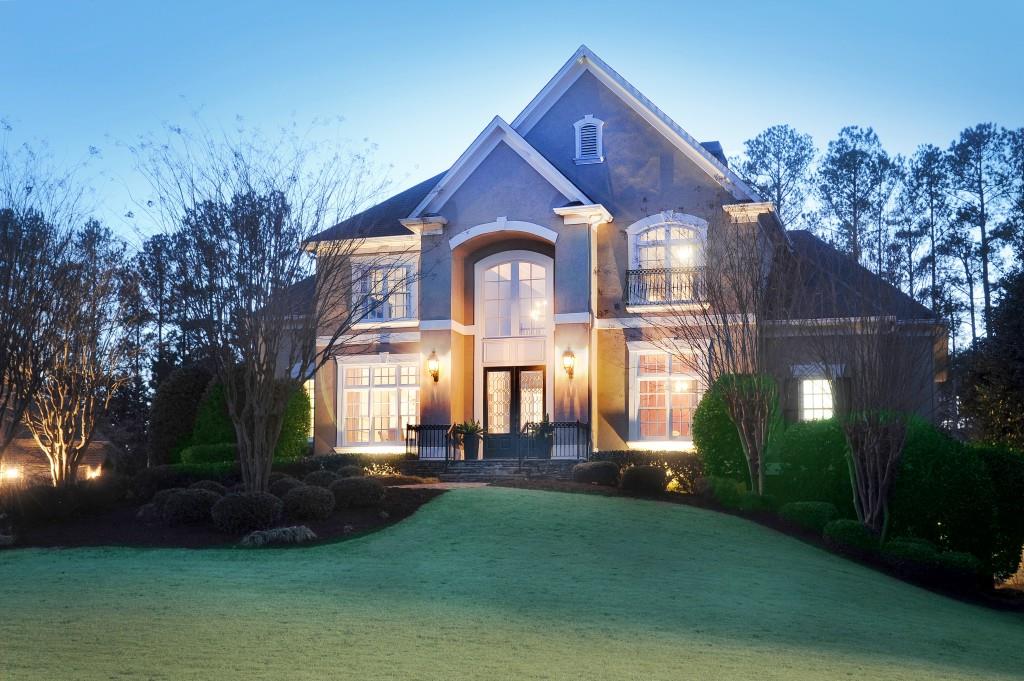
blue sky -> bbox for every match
[2,0,1022,244]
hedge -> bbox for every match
[590,451,701,494]
[779,501,838,533]
[765,418,854,516]
[973,443,1024,580]
[823,519,879,556]
[692,379,747,482]
[148,364,212,465]
[619,465,667,495]
[179,443,237,465]
[572,461,620,486]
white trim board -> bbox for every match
[510,46,761,203]
[420,319,476,335]
[409,116,592,219]
[449,217,558,250]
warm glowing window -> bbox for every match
[636,224,701,270]
[636,353,702,441]
[341,362,419,445]
[801,379,833,421]
[303,378,315,439]
[483,260,547,338]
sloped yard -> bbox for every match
[1,487,1022,680]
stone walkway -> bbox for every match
[395,482,490,489]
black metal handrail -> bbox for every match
[519,421,591,466]
[625,266,704,305]
[404,424,453,468]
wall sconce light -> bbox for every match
[562,349,576,379]
[427,350,440,383]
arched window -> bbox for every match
[573,115,604,164]
[625,212,707,306]
[483,259,548,337]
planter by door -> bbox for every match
[463,435,481,461]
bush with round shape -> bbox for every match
[179,443,237,465]
[779,501,839,533]
[337,465,365,478]
[889,419,997,568]
[151,487,187,514]
[823,519,879,556]
[269,476,304,498]
[765,419,854,516]
[619,465,667,495]
[132,465,192,502]
[572,461,620,486]
[161,488,220,525]
[189,480,227,496]
[211,492,283,534]
[282,485,336,521]
[692,380,747,482]
[148,364,212,465]
[973,443,1024,580]
[330,477,385,509]
[304,470,340,488]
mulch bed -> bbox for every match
[494,478,1024,612]
[7,487,445,550]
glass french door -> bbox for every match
[483,366,545,459]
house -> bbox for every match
[305,46,942,460]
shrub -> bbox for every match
[330,477,385,508]
[338,465,365,478]
[589,451,701,493]
[733,492,776,513]
[160,488,220,525]
[304,470,340,488]
[882,536,940,566]
[5,482,127,525]
[572,461,620,486]
[881,537,985,589]
[276,387,312,460]
[189,480,227,496]
[823,519,879,555]
[151,487,187,514]
[179,443,237,465]
[240,525,317,548]
[373,475,437,486]
[702,476,745,507]
[692,381,746,482]
[282,485,335,521]
[974,444,1024,580]
[269,476,304,498]
[779,501,839,533]
[619,465,667,495]
[211,492,283,534]
[765,419,854,516]
[132,465,192,502]
[889,419,997,567]
[933,551,984,584]
[148,364,213,465]
[172,462,239,483]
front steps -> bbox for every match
[400,459,580,482]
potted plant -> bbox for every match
[454,420,483,460]
[531,414,555,459]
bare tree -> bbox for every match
[735,125,816,228]
[132,122,406,492]
[23,221,134,486]
[645,210,787,495]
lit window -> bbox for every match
[340,361,419,445]
[635,352,702,441]
[483,260,547,338]
[353,262,415,322]
[573,115,604,164]
[628,222,704,305]
[303,378,314,439]
[801,379,833,421]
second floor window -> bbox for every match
[354,262,415,322]
[483,259,548,338]
[627,219,705,305]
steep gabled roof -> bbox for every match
[511,45,762,203]
[782,230,936,321]
[408,116,591,219]
[307,172,444,242]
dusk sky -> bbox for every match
[2,0,1021,244]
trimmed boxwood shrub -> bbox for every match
[590,451,702,494]
[779,501,839,533]
[179,443,237,465]
[330,477,385,508]
[151,487,186,514]
[823,519,879,555]
[132,466,192,501]
[161,488,220,525]
[882,537,985,589]
[211,492,283,534]
[304,470,340,488]
[889,419,997,567]
[269,476,304,499]
[765,419,854,516]
[189,480,227,496]
[282,485,335,521]
[572,461,620,486]
[619,465,667,495]
[148,364,213,465]
[973,444,1024,580]
[338,465,365,478]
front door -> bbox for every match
[483,366,545,459]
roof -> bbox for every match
[781,230,936,321]
[307,172,444,242]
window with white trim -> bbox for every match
[483,260,548,338]
[353,261,415,322]
[800,378,833,421]
[635,352,702,441]
[303,378,315,440]
[628,220,704,305]
[340,362,419,445]
[573,115,604,164]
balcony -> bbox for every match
[625,266,704,307]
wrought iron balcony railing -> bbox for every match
[625,266,704,306]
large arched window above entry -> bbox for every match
[625,212,707,306]
[482,258,549,338]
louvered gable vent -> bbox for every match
[573,114,604,164]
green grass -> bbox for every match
[1,487,1022,680]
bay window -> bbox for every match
[339,359,419,446]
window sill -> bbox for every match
[626,440,694,452]
[624,303,705,314]
[332,445,406,455]
[574,157,604,165]
[351,319,419,330]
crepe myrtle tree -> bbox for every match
[0,130,84,466]
[132,122,409,492]
[23,221,136,486]
[644,209,789,495]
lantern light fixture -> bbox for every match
[427,350,440,383]
[562,349,576,379]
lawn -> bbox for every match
[1,487,1022,680]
